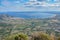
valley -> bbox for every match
[0,13,60,40]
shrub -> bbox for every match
[5,33,28,40]
[31,32,50,40]
[57,37,60,40]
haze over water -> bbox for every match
[0,12,55,18]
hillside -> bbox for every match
[0,14,60,40]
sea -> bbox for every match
[0,11,60,19]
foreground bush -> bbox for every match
[5,33,28,40]
[31,32,50,40]
[57,37,60,40]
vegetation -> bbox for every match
[5,32,60,40]
[5,33,28,40]
[57,37,60,40]
[0,14,60,40]
[31,32,50,40]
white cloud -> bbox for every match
[0,0,60,12]
[24,1,60,7]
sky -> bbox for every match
[0,0,60,12]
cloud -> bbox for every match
[0,0,60,12]
[24,0,60,7]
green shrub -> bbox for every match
[5,33,28,40]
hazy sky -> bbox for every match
[0,0,60,12]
